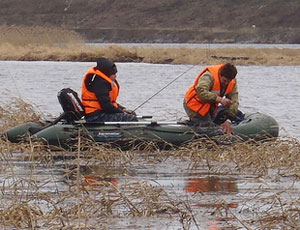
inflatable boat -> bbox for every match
[2,88,279,149]
[3,112,279,150]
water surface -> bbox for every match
[0,60,300,229]
[0,61,298,138]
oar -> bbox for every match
[79,121,188,126]
[137,115,152,119]
[43,115,153,122]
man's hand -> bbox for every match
[217,96,233,107]
[221,120,233,134]
[123,109,136,115]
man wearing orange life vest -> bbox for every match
[184,63,239,135]
[81,57,137,122]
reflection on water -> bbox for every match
[65,164,123,187]
[185,177,238,194]
[65,162,240,229]
[83,175,118,188]
[67,164,238,195]
[2,150,300,229]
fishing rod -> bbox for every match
[133,64,198,112]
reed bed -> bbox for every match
[1,25,300,65]
[1,99,300,229]
[0,25,83,46]
[0,98,41,132]
[1,26,300,229]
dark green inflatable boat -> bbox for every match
[2,88,279,149]
[4,112,279,149]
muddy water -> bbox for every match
[1,61,300,229]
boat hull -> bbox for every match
[4,112,279,149]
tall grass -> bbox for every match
[1,101,300,228]
[0,25,83,46]
[0,98,42,133]
[1,26,300,65]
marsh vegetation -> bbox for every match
[1,26,300,229]
[1,98,300,229]
[1,26,300,66]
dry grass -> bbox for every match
[1,99,300,229]
[176,137,300,175]
[131,46,300,66]
[0,98,42,133]
[1,26,300,65]
[0,25,83,46]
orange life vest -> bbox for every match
[81,67,119,114]
[184,64,236,116]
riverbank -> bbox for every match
[2,0,300,44]
[1,43,300,66]
[1,26,299,66]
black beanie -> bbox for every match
[96,57,118,76]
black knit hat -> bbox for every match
[96,57,117,76]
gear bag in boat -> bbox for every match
[57,88,85,122]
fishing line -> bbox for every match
[133,64,198,112]
[4,62,22,98]
[4,62,44,116]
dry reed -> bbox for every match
[0,25,83,46]
[0,98,42,133]
[1,99,300,229]
[1,26,300,65]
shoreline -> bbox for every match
[88,42,300,49]
[0,43,300,66]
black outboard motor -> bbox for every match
[57,88,86,123]
[28,88,85,135]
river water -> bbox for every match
[0,61,299,139]
[89,42,300,49]
[0,60,300,229]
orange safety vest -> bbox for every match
[184,64,236,116]
[81,67,119,114]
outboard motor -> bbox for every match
[57,88,85,123]
[27,88,85,135]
